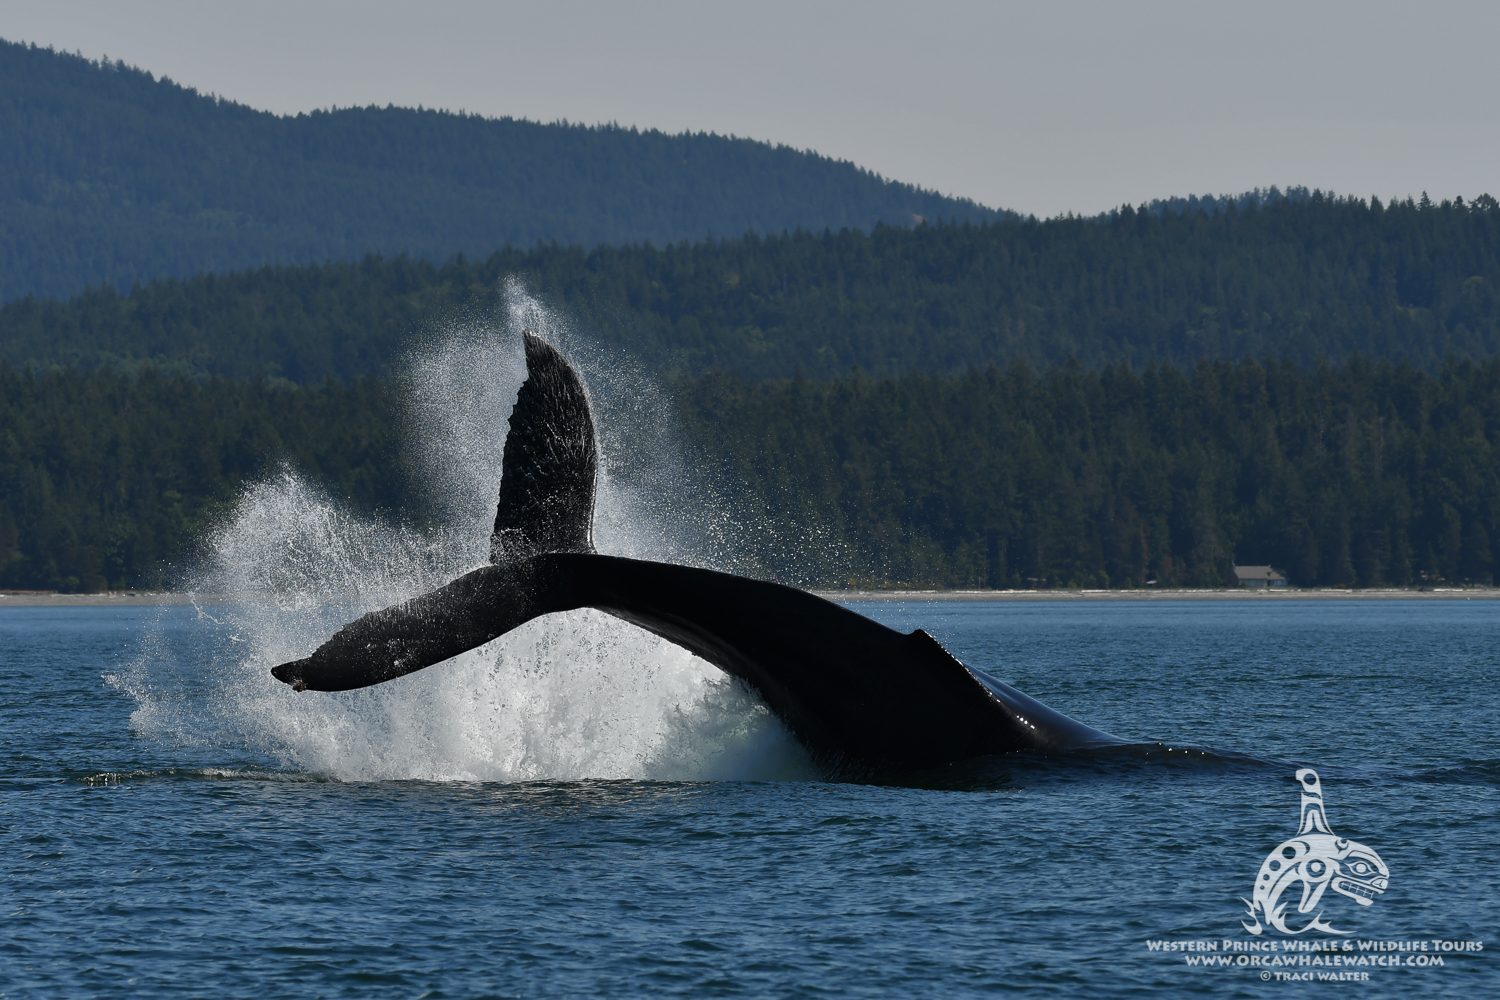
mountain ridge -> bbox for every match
[0,38,1003,302]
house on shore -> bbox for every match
[1233,565,1288,589]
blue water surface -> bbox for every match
[2,599,1495,997]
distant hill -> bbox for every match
[4,194,1498,379]
[0,39,1003,302]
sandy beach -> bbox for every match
[0,591,199,607]
[5,587,1497,607]
[825,587,1500,602]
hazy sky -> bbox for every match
[4,0,1496,217]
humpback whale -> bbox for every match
[272,333,1123,772]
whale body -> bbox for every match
[272,333,1122,772]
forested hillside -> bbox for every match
[3,360,1494,591]
[5,195,1497,379]
[4,49,1496,595]
[675,360,1498,589]
[0,39,999,302]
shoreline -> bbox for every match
[0,591,199,607]
[823,586,1500,602]
[4,587,1498,607]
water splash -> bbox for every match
[111,284,814,783]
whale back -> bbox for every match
[490,331,597,561]
[271,551,1121,769]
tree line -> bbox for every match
[2,359,1493,591]
[673,359,1497,589]
[0,368,406,591]
[4,193,1498,381]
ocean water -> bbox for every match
[2,598,1495,998]
[5,296,1494,995]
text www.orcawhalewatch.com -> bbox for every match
[1184,954,1445,968]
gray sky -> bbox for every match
[4,0,1496,217]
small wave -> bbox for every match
[1060,740,1290,769]
[853,740,1289,791]
[1403,758,1500,787]
[77,767,326,787]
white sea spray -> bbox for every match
[111,283,814,782]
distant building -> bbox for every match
[1234,565,1288,589]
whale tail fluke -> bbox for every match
[270,560,566,692]
[490,331,597,562]
[273,330,599,693]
